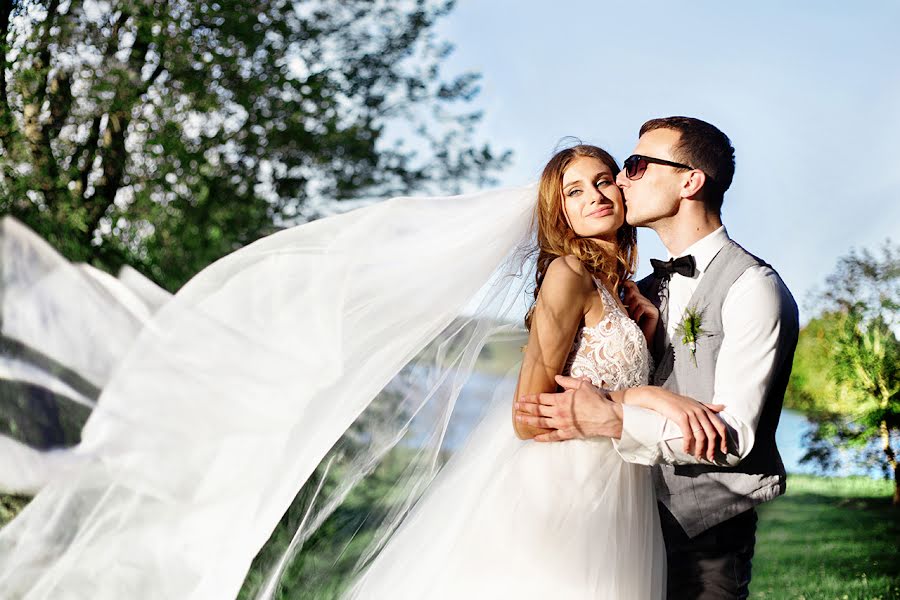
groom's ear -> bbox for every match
[680,169,707,200]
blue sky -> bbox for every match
[434,1,900,322]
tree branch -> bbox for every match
[86,2,161,239]
[0,0,11,113]
[33,0,61,112]
[73,9,129,201]
[139,50,165,95]
[0,0,14,150]
[45,68,72,139]
[76,115,101,201]
[19,0,64,206]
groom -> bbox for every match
[516,116,799,599]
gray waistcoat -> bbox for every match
[638,240,799,538]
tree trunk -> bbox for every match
[894,463,899,507]
[86,3,161,244]
[0,0,13,143]
[881,420,899,506]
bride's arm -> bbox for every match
[606,387,728,460]
[512,256,593,440]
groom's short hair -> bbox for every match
[640,116,735,215]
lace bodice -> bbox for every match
[564,283,650,391]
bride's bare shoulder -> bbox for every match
[540,256,594,306]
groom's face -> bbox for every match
[616,128,686,227]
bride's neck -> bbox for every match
[586,236,621,288]
[589,235,618,255]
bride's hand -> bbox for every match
[622,281,658,346]
[626,387,727,462]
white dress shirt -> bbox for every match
[613,226,792,466]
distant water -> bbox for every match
[776,408,820,475]
[437,373,885,480]
[777,408,883,478]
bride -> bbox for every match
[344,144,725,599]
[0,144,723,598]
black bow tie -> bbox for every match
[650,255,696,280]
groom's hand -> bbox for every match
[622,280,659,346]
[515,375,623,442]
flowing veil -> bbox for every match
[0,185,542,598]
[0,217,172,496]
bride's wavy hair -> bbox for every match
[525,144,638,330]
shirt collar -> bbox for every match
[668,226,730,276]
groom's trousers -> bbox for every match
[658,503,757,600]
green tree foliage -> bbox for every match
[785,312,851,414]
[0,0,510,290]
[789,240,900,505]
[829,311,900,504]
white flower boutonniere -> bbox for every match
[674,305,705,367]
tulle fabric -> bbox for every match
[0,187,538,598]
[0,185,663,599]
[0,217,168,398]
[0,217,171,495]
[346,373,664,600]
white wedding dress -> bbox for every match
[346,284,665,599]
[0,187,664,599]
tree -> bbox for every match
[0,0,510,290]
[790,240,900,505]
[832,311,899,503]
[785,312,843,412]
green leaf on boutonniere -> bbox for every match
[674,305,706,366]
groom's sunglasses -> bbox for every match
[623,154,695,180]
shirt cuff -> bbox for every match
[612,404,667,465]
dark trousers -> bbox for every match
[659,503,758,600]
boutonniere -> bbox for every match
[674,305,705,366]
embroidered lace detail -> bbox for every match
[564,283,650,391]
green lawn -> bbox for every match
[753,474,900,599]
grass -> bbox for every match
[752,474,900,599]
[238,447,431,599]
[0,493,29,528]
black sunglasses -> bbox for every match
[623,154,695,180]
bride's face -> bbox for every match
[561,156,625,239]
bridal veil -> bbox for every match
[0,185,544,598]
